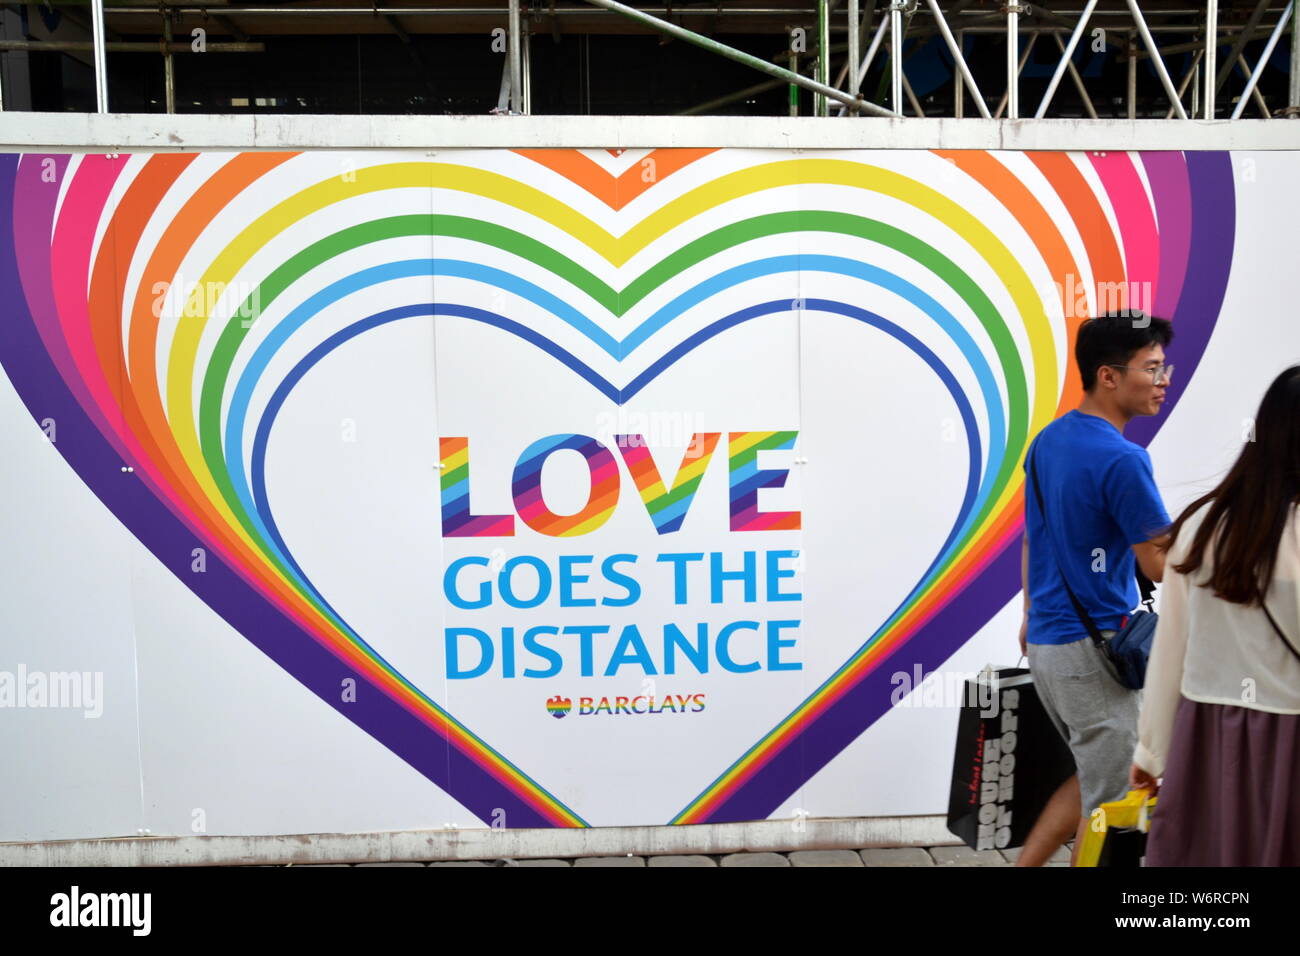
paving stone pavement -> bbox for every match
[279,842,1075,867]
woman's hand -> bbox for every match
[1129,762,1160,797]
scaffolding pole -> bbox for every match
[578,0,898,116]
[508,0,522,113]
[1232,0,1293,119]
[1205,0,1217,118]
[847,0,860,99]
[926,0,988,118]
[817,0,830,116]
[1006,1,1019,119]
[1034,0,1097,119]
[91,0,108,112]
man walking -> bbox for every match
[1014,312,1173,868]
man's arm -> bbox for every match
[1104,451,1171,584]
[1132,534,1170,583]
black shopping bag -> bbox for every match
[1077,789,1157,866]
[946,667,1076,851]
[1096,827,1148,867]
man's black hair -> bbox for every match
[1074,311,1173,392]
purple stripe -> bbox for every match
[1128,150,1234,447]
[1141,151,1192,319]
[11,155,126,458]
[700,152,1235,823]
[0,153,564,829]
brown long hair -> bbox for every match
[1162,365,1300,605]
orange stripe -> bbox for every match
[511,148,719,210]
[89,154,400,696]
[534,483,620,534]
[1026,152,1130,414]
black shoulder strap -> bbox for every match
[1260,599,1300,666]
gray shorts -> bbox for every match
[1027,632,1141,816]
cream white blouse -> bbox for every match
[1133,499,1300,778]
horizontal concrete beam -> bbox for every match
[2,112,1299,151]
[0,815,958,866]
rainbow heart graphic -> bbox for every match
[0,147,1234,828]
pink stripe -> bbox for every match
[589,456,619,486]
[477,515,516,536]
[731,504,760,530]
[618,444,650,466]
[33,157,213,557]
[51,156,128,438]
[515,483,545,512]
[458,515,514,537]
[11,157,350,656]
[517,497,550,522]
[1089,153,1159,309]
[749,508,798,532]
[12,157,121,455]
[1139,152,1193,318]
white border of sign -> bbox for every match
[3,113,1300,152]
[0,112,1289,864]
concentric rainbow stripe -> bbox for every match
[0,146,1235,827]
[671,151,1234,823]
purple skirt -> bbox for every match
[1145,696,1300,866]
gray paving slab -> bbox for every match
[859,847,935,867]
[719,852,790,867]
[428,860,490,867]
[514,858,573,867]
[788,850,863,867]
[573,856,646,866]
[928,845,1010,867]
[226,840,1087,868]
[647,855,718,867]
[355,861,426,867]
[1000,844,1071,864]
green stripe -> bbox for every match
[187,206,1039,830]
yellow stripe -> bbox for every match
[568,505,617,537]
[728,431,770,460]
[443,446,469,471]
[156,155,1060,825]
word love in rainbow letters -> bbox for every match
[438,431,801,537]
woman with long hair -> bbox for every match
[1131,364,1300,866]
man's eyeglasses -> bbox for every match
[1106,363,1174,384]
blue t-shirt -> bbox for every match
[1024,409,1170,646]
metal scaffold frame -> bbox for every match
[1,1,1297,118]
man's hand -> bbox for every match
[1132,534,1170,583]
[1018,612,1028,659]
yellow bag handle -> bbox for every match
[1074,788,1158,867]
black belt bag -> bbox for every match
[1029,448,1157,690]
